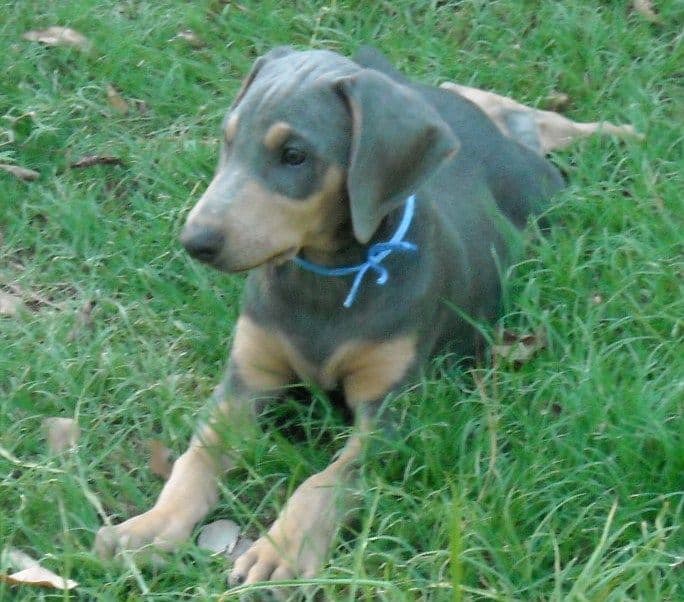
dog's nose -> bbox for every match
[180,225,225,263]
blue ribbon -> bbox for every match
[292,194,418,308]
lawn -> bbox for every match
[0,0,682,599]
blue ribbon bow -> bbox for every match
[292,194,418,308]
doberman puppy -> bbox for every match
[95,47,563,584]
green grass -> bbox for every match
[1,0,682,599]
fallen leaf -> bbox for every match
[0,163,39,181]
[2,283,62,311]
[148,439,174,480]
[0,566,78,591]
[492,328,546,366]
[0,292,24,316]
[440,82,642,154]
[632,0,661,24]
[226,536,254,562]
[133,99,150,115]
[1,548,39,571]
[197,519,241,554]
[70,155,123,168]
[43,417,80,453]
[68,298,96,341]
[22,26,90,51]
[543,91,570,112]
[106,85,129,114]
[540,401,563,417]
[174,30,205,48]
[8,112,36,140]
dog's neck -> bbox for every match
[283,197,418,308]
[295,198,413,267]
[252,202,421,317]
[296,233,366,267]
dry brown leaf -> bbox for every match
[0,163,39,181]
[106,85,129,114]
[492,329,547,366]
[174,30,205,48]
[133,99,150,115]
[1,548,40,571]
[68,298,96,341]
[540,401,563,417]
[43,417,80,453]
[440,82,642,153]
[22,26,90,51]
[633,0,661,24]
[148,439,174,480]
[0,292,24,316]
[197,519,241,554]
[70,155,123,168]
[2,283,61,311]
[543,91,570,112]
[0,566,78,590]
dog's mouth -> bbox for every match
[268,246,299,266]
[220,247,299,273]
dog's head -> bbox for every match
[181,47,458,271]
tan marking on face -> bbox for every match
[231,315,296,392]
[197,165,346,270]
[224,114,239,143]
[263,121,292,151]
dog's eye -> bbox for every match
[281,147,306,166]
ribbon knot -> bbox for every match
[293,195,418,308]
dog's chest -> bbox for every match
[232,315,358,391]
[273,331,368,390]
[278,329,417,405]
[232,315,416,403]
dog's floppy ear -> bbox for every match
[352,46,410,85]
[336,69,460,243]
[231,46,294,109]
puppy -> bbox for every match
[96,47,563,585]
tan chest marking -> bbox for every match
[231,316,416,405]
[231,316,296,392]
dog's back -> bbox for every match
[354,46,565,229]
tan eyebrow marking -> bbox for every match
[263,121,292,151]
[225,114,239,142]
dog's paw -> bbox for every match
[229,473,341,585]
[94,509,192,560]
[229,534,304,585]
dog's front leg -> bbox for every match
[230,432,362,584]
[230,334,417,584]
[95,316,294,560]
[94,391,252,559]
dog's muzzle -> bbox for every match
[180,223,225,264]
